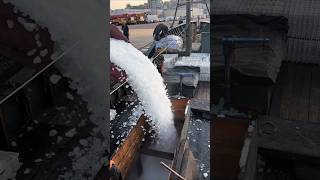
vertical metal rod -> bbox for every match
[185,0,192,56]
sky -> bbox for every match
[111,0,169,10]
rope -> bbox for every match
[171,0,180,28]
[203,0,210,14]
[0,41,80,105]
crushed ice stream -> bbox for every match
[110,38,175,141]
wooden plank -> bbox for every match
[171,98,189,121]
[190,99,210,113]
[194,82,210,100]
[271,62,287,117]
[279,63,296,120]
[140,148,174,160]
[271,63,315,122]
[170,104,191,180]
[308,66,320,122]
[111,115,148,179]
[258,115,320,158]
[212,116,249,179]
[288,65,311,122]
[239,124,257,180]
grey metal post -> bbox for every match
[185,0,192,56]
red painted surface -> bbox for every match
[0,1,54,69]
[110,24,128,82]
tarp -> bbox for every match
[155,35,183,51]
[212,14,288,82]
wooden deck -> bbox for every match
[259,62,320,158]
[270,62,320,123]
[258,115,320,158]
[170,82,211,180]
[194,82,210,101]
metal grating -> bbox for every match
[212,0,320,64]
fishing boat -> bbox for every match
[107,2,211,178]
[211,1,320,179]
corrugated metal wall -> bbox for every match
[212,0,320,64]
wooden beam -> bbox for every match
[141,148,174,160]
[258,115,320,158]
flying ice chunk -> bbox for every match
[36,40,42,47]
[33,56,41,64]
[65,92,74,100]
[23,168,31,174]
[17,17,26,24]
[49,74,61,84]
[27,48,37,56]
[49,129,58,137]
[22,22,38,32]
[34,158,43,163]
[57,136,63,144]
[203,172,208,178]
[34,33,40,41]
[79,139,88,147]
[7,19,15,29]
[13,7,18,14]
[40,49,48,57]
[110,109,117,121]
[27,126,33,131]
[65,128,77,138]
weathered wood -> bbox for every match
[141,148,174,160]
[212,116,249,180]
[190,99,210,113]
[288,65,310,121]
[258,115,320,158]
[171,98,189,121]
[239,124,257,180]
[309,66,320,122]
[270,63,320,123]
[111,115,148,179]
[194,82,210,100]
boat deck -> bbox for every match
[270,62,320,123]
[170,81,211,180]
[259,62,320,158]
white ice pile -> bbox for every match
[7,0,108,179]
[110,38,174,135]
[0,151,22,180]
[110,109,117,121]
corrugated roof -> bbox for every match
[212,0,320,64]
